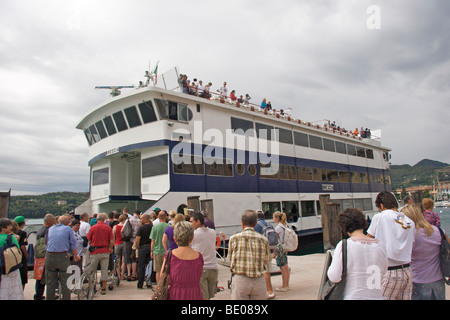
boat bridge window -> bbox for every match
[155,98,192,123]
[84,129,94,146]
[138,101,157,123]
[309,135,323,150]
[142,154,168,178]
[103,116,117,136]
[113,111,128,132]
[89,124,101,143]
[92,168,109,186]
[124,106,142,128]
[366,149,374,159]
[95,120,108,139]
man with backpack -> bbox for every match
[254,210,276,299]
[33,214,55,300]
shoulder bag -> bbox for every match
[321,239,347,300]
[151,250,172,300]
[438,227,450,285]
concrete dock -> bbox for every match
[23,254,326,300]
[23,253,450,300]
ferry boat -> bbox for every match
[75,66,392,249]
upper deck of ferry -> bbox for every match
[76,68,391,169]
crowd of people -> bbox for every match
[1,192,447,301]
[327,192,447,300]
[178,75,259,108]
[325,120,372,138]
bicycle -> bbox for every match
[77,263,98,300]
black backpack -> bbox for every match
[438,227,450,285]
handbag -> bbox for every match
[438,227,450,285]
[151,250,172,300]
[0,234,23,275]
[321,239,347,300]
[34,257,46,280]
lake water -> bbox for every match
[435,206,450,233]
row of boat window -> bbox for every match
[92,153,391,186]
[262,198,374,221]
[231,117,376,160]
[84,99,192,146]
[84,98,383,165]
[172,156,391,185]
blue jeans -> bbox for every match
[412,279,446,300]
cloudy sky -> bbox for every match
[1,0,449,195]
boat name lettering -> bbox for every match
[321,184,334,191]
[106,148,119,156]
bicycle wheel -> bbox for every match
[78,273,95,300]
[112,258,120,287]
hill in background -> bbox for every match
[8,191,89,220]
[391,158,450,189]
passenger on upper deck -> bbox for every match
[237,95,244,103]
[201,82,212,99]
[244,94,251,105]
[181,75,189,94]
[190,78,198,96]
[266,101,272,110]
[230,90,237,102]
[260,98,267,109]
[197,80,204,96]
[218,82,228,98]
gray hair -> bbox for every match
[173,221,194,246]
[97,212,107,221]
[242,210,257,227]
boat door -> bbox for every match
[201,199,214,223]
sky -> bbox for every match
[1,0,449,195]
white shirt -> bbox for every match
[367,209,415,266]
[219,86,228,97]
[191,227,218,270]
[79,220,90,237]
[327,237,388,300]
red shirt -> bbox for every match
[87,221,113,254]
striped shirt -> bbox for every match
[228,227,270,278]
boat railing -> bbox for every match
[175,87,380,142]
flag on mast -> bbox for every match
[152,61,159,85]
